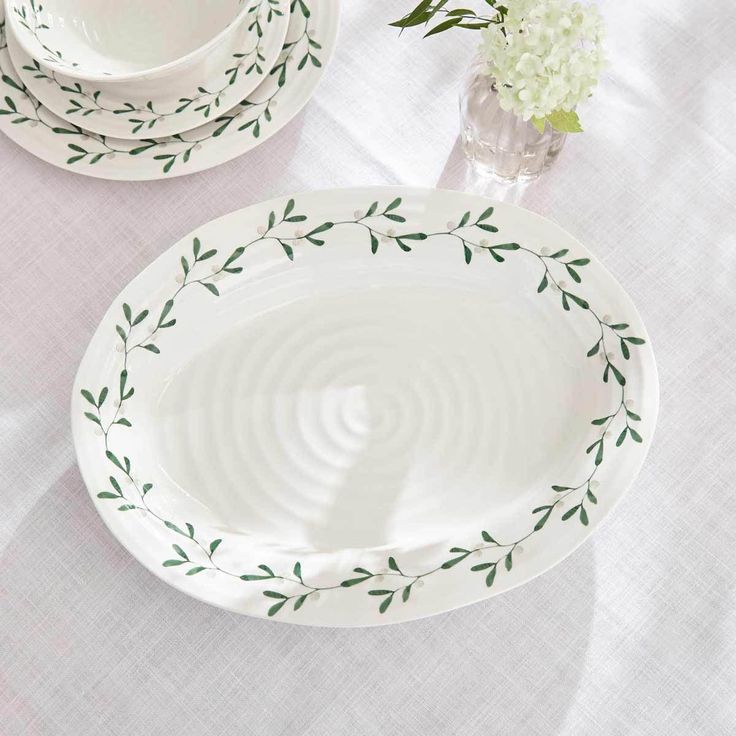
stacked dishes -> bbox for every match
[0,0,339,179]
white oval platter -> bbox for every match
[0,0,339,179]
[71,187,659,626]
[6,0,290,139]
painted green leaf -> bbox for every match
[268,600,287,617]
[504,551,513,571]
[561,506,579,521]
[264,590,288,599]
[81,389,96,406]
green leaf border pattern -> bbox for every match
[18,0,285,136]
[80,198,647,619]
[11,0,80,70]
[0,0,322,173]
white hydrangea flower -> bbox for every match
[478,0,605,129]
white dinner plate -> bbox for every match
[72,187,659,626]
[0,0,339,178]
[6,0,290,139]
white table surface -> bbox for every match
[1,1,734,734]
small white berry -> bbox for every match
[212,273,223,282]
[590,480,600,489]
[607,352,615,360]
[108,153,116,160]
[353,210,362,219]
[625,399,634,408]
[480,238,489,246]
[540,247,550,256]
[95,428,103,436]
[604,431,611,438]
[558,280,567,290]
[374,575,384,583]
[29,120,39,127]
[194,143,202,151]
[602,314,611,323]
[46,78,53,84]
[256,225,266,235]
[175,274,184,284]
[473,550,482,557]
[211,264,218,273]
[312,592,321,601]
[387,228,396,237]
[115,344,124,353]
[558,500,565,509]
[295,229,304,238]
[517,545,524,554]
[446,221,456,230]
[416,579,425,588]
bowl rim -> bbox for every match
[3,0,255,83]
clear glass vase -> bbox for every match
[459,58,567,182]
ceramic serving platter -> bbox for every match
[0,0,339,179]
[7,0,290,139]
[72,187,659,626]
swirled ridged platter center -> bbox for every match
[72,187,658,626]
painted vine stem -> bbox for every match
[0,0,322,173]
[18,0,284,135]
[12,0,80,70]
[11,0,252,73]
[81,198,646,618]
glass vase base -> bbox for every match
[460,127,566,183]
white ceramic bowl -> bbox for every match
[5,0,253,82]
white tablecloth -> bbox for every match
[1,1,734,733]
